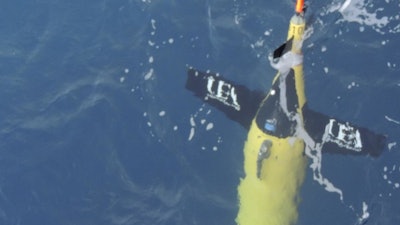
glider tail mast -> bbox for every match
[287,0,307,112]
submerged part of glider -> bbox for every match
[236,124,306,225]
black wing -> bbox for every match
[303,104,386,157]
[186,68,265,130]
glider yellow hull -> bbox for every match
[185,6,385,225]
[236,14,307,225]
[236,120,307,225]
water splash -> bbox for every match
[270,49,345,201]
[324,0,399,34]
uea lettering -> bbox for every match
[206,76,240,111]
[326,119,362,152]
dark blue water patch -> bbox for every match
[366,195,400,225]
[0,0,51,45]
[0,76,144,223]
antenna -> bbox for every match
[295,0,304,14]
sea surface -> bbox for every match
[0,0,399,224]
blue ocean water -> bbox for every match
[0,0,399,224]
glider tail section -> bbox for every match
[303,105,386,157]
[185,68,386,157]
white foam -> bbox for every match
[271,50,344,201]
[335,0,390,33]
[206,123,214,131]
[339,0,351,12]
[234,15,240,25]
[385,115,400,125]
[144,68,154,80]
[188,128,195,141]
[388,142,397,150]
[270,52,303,74]
[150,19,156,30]
[305,145,344,200]
[358,202,370,223]
[190,116,196,127]
[254,39,264,48]
[264,30,271,36]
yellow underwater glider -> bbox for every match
[186,1,385,225]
